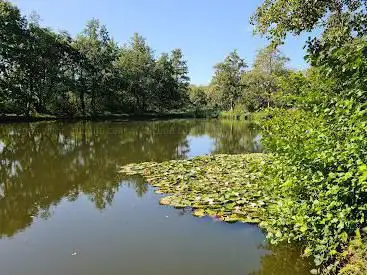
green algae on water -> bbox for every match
[119,153,270,224]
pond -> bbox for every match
[0,119,309,275]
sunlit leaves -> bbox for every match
[120,154,269,224]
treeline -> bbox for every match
[189,47,300,114]
[0,1,190,117]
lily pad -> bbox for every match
[193,209,206,217]
[120,153,270,225]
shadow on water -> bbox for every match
[0,119,310,275]
[249,244,313,275]
[0,119,261,238]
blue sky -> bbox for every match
[11,0,309,85]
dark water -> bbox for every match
[0,119,309,275]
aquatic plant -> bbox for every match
[120,153,269,224]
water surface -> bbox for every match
[0,119,308,275]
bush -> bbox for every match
[260,92,367,272]
[55,91,79,116]
[219,104,249,120]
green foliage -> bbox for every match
[203,47,293,113]
[0,1,191,117]
[241,47,290,111]
[251,1,367,273]
[251,0,367,48]
[210,50,247,110]
[219,104,249,120]
[120,153,268,223]
[189,85,208,107]
[257,42,367,273]
[338,230,367,275]
[273,70,308,108]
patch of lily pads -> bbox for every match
[119,153,270,224]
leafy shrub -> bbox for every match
[55,91,79,116]
[219,104,249,120]
[260,39,367,272]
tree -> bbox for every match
[189,85,208,107]
[251,0,367,47]
[211,50,247,110]
[1,1,192,117]
[154,53,177,110]
[274,69,308,108]
[251,0,367,71]
[170,49,190,106]
[252,0,367,271]
[26,19,73,114]
[116,33,155,112]
[74,19,118,115]
[0,1,28,114]
[242,47,289,109]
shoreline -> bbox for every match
[0,111,219,123]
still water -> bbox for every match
[0,119,309,275]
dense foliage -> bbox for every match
[185,0,367,273]
[3,0,367,272]
[189,46,297,114]
[120,154,268,223]
[252,0,367,273]
[210,50,247,111]
[0,1,190,117]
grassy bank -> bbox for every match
[219,110,269,123]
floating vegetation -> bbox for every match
[119,153,270,224]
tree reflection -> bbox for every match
[1,120,310,275]
[190,119,262,154]
[123,176,149,198]
[0,120,192,238]
[0,119,261,238]
[250,243,313,275]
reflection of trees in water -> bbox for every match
[190,120,262,154]
[0,120,309,273]
[0,119,261,238]
[123,176,148,198]
[250,243,312,275]
[0,121,192,238]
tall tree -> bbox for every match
[242,47,289,109]
[189,85,208,108]
[251,0,367,270]
[211,50,247,110]
[170,49,190,106]
[74,19,117,115]
[251,0,367,63]
[251,0,367,45]
[0,1,28,114]
[154,53,177,110]
[116,33,155,112]
[1,1,192,117]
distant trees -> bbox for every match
[73,18,118,115]
[195,47,294,112]
[211,50,247,110]
[170,49,190,105]
[1,0,303,117]
[241,47,290,110]
[0,1,190,117]
[189,85,208,108]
